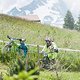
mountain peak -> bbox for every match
[7,0,68,27]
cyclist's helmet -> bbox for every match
[45,37,51,41]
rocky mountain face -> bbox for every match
[8,0,68,28]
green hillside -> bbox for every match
[0,14,80,80]
[39,71,80,80]
[0,14,80,49]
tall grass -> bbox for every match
[57,51,80,71]
[39,71,80,80]
[0,14,80,80]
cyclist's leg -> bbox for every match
[45,55,50,64]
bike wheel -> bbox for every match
[2,45,11,53]
[37,59,44,69]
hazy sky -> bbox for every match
[0,0,33,13]
[64,0,80,17]
[64,0,80,9]
[0,0,80,14]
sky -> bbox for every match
[64,0,80,16]
[0,0,80,16]
[0,0,33,13]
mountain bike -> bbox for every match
[37,55,57,71]
[2,35,28,57]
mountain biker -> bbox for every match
[41,37,58,63]
[17,38,28,57]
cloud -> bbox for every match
[63,0,80,18]
[0,0,80,17]
[16,0,33,8]
[0,0,17,13]
[0,0,33,13]
[63,0,80,9]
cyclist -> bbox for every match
[41,37,58,64]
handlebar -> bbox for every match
[7,35,26,42]
[7,35,17,41]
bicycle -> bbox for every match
[37,55,57,71]
[2,35,28,57]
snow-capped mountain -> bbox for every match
[8,0,68,28]
[8,7,26,16]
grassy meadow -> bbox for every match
[0,14,80,80]
[39,71,80,80]
[0,14,80,49]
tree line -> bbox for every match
[63,10,80,31]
